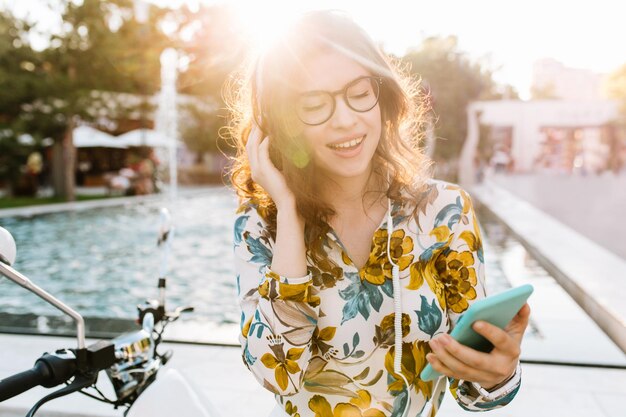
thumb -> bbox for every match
[506,303,531,342]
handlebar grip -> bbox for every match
[0,351,77,402]
[0,361,52,402]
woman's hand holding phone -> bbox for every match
[246,123,295,210]
[426,303,530,389]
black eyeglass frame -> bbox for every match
[296,75,384,126]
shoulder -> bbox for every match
[396,179,474,233]
[234,199,276,243]
[405,178,473,214]
[236,200,273,223]
[425,179,473,208]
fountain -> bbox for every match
[155,48,179,200]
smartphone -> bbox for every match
[420,284,534,381]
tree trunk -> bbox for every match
[52,119,76,201]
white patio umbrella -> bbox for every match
[115,129,172,148]
[73,126,127,149]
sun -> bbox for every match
[230,1,302,54]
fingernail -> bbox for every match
[474,322,484,330]
[438,336,448,346]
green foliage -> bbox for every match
[0,194,115,209]
[0,132,36,185]
[605,63,626,116]
[170,4,250,97]
[179,100,227,158]
[402,36,518,163]
[530,82,558,100]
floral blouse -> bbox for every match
[234,180,521,417]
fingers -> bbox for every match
[474,303,531,348]
[505,303,531,342]
[434,334,490,370]
[513,303,531,328]
[472,321,510,347]
[245,124,260,168]
[258,133,271,162]
[428,305,531,386]
[428,335,498,383]
[246,124,268,180]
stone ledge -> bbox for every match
[472,180,626,353]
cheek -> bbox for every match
[368,108,383,142]
[301,126,322,149]
[300,128,327,162]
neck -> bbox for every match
[317,165,387,215]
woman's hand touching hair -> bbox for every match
[246,123,296,210]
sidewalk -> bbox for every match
[488,173,626,260]
[2,180,626,416]
[0,186,221,219]
[1,333,625,417]
[472,179,626,353]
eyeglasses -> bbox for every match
[295,76,383,126]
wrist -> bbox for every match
[477,363,519,392]
[275,195,296,211]
[276,199,304,225]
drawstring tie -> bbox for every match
[387,196,443,417]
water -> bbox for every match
[0,191,568,345]
[0,188,240,338]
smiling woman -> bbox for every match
[226,10,530,417]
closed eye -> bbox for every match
[349,91,370,99]
[302,104,326,112]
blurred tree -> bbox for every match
[605,63,626,114]
[402,35,518,173]
[166,3,249,162]
[531,81,558,99]
[172,4,249,97]
[1,0,171,200]
[179,101,227,162]
[603,63,626,173]
[0,10,44,195]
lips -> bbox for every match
[327,135,365,150]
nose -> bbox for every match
[329,96,357,129]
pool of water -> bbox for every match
[0,188,239,333]
[0,192,531,335]
[0,190,583,348]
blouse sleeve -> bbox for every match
[234,204,320,396]
[444,188,522,410]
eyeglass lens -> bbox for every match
[296,76,380,125]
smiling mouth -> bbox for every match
[327,135,365,150]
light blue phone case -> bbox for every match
[420,284,534,381]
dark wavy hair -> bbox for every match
[226,10,433,260]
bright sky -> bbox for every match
[4,0,626,99]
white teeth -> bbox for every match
[329,136,364,150]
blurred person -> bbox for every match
[229,11,529,417]
[489,146,510,174]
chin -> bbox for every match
[320,159,373,179]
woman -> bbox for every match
[229,10,530,417]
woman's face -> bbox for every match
[294,50,382,182]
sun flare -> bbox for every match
[232,2,301,54]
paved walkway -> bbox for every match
[0,186,221,219]
[488,173,626,260]
[472,179,626,353]
[0,332,624,417]
[2,180,626,416]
